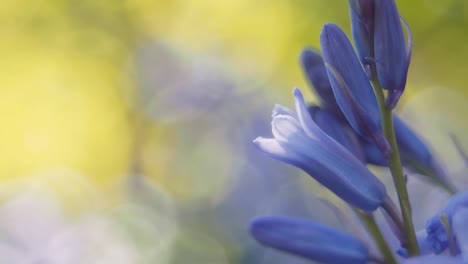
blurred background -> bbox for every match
[1,0,468,263]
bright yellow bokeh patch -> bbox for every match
[0,33,132,203]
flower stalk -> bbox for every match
[356,211,398,264]
[371,79,419,256]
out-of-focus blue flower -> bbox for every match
[394,116,456,193]
[253,88,387,211]
[300,48,343,119]
[348,0,375,76]
[308,105,365,161]
[403,256,464,264]
[320,23,390,155]
[374,0,412,108]
[425,192,468,254]
[250,216,369,264]
[362,115,455,192]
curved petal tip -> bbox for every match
[292,87,303,99]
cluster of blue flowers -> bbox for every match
[250,1,468,263]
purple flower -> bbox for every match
[253,88,387,211]
[320,23,390,156]
[374,0,412,108]
[348,0,375,76]
[299,38,451,191]
[250,216,369,264]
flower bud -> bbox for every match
[250,216,369,264]
[320,23,390,155]
[374,0,412,108]
[348,0,375,76]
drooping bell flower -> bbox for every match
[348,0,375,77]
[253,88,387,211]
[374,0,412,108]
[320,23,390,156]
[250,216,370,264]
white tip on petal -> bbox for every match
[272,104,296,118]
[252,137,265,145]
[271,115,305,144]
[253,137,289,160]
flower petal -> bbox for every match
[272,104,296,118]
[320,24,390,155]
[250,216,369,264]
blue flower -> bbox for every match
[250,216,369,264]
[320,23,390,156]
[374,0,412,108]
[299,39,452,192]
[348,0,375,76]
[425,192,468,254]
[253,88,387,211]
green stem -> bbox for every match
[356,211,398,264]
[371,80,419,256]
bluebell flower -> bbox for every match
[374,0,412,108]
[250,216,369,264]
[299,37,452,192]
[348,0,375,76]
[253,88,387,211]
[308,105,365,161]
[320,23,390,156]
[425,192,468,254]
